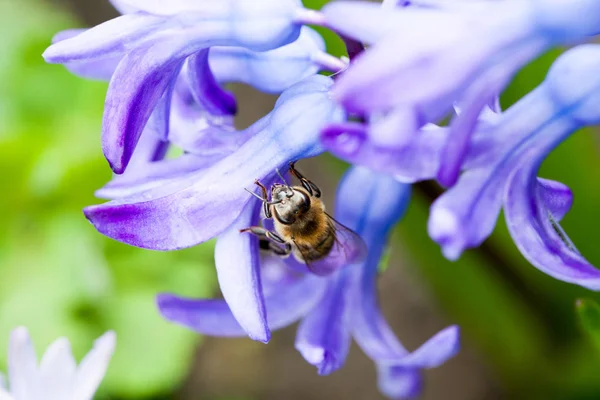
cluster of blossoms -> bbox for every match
[41,0,600,398]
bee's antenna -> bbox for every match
[276,168,291,187]
[276,167,294,198]
[245,188,283,205]
[244,188,267,202]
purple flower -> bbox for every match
[43,0,331,173]
[53,26,343,94]
[429,44,600,290]
[332,45,600,290]
[322,0,600,186]
[84,75,347,341]
[328,44,600,290]
[157,166,460,399]
[56,22,343,200]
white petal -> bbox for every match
[0,387,15,400]
[8,327,40,400]
[108,0,139,14]
[39,338,76,400]
[72,332,116,400]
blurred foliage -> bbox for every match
[576,299,600,352]
[0,1,218,398]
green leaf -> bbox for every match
[101,289,200,398]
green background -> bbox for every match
[1,0,599,399]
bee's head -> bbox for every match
[271,185,311,224]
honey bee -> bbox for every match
[240,161,366,272]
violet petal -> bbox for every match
[321,122,447,183]
[377,367,422,400]
[537,178,573,222]
[43,14,164,62]
[156,274,326,336]
[295,270,353,375]
[188,49,237,116]
[213,202,269,342]
[102,40,185,173]
[387,326,461,369]
[85,76,342,250]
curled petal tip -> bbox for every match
[250,331,271,344]
[10,327,30,343]
[428,207,463,261]
[107,158,126,175]
[537,178,573,221]
[447,324,460,337]
[42,44,68,63]
[155,293,177,320]
[41,48,54,63]
[387,324,461,371]
[102,123,134,175]
[437,168,459,188]
[317,352,341,376]
[377,367,422,400]
[441,245,461,262]
[436,325,461,361]
[417,324,461,368]
[96,331,117,351]
[296,345,341,375]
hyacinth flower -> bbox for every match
[0,327,115,400]
[423,44,600,291]
[56,23,344,199]
[322,0,600,186]
[47,0,346,200]
[83,75,352,342]
[158,166,460,399]
[327,43,600,290]
[43,0,332,173]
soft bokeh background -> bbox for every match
[2,0,600,398]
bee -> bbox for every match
[240,161,366,272]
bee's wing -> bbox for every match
[293,213,367,276]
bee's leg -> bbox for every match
[254,180,272,218]
[259,239,292,257]
[240,226,286,244]
[288,161,321,198]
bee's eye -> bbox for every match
[299,193,311,213]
